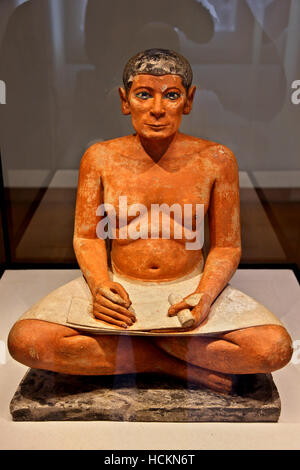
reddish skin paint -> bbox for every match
[8,75,292,393]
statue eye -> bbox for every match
[136,91,152,100]
[165,91,181,100]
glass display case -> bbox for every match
[0,0,299,275]
[0,0,300,450]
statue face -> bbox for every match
[120,74,195,139]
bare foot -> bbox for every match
[149,348,234,394]
[169,363,234,394]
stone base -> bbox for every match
[10,369,281,422]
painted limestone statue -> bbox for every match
[8,49,292,393]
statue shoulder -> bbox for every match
[179,134,226,157]
[80,136,131,168]
[200,141,238,170]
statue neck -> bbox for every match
[137,132,178,163]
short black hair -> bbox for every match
[123,48,193,93]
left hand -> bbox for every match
[168,292,212,328]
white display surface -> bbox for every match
[0,269,300,450]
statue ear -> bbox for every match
[119,87,131,115]
[183,86,196,115]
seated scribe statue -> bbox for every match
[8,49,292,394]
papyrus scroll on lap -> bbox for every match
[18,266,283,336]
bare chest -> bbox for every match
[102,161,213,216]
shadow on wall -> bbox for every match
[0,0,289,171]
[71,0,215,153]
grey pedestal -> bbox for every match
[10,369,281,422]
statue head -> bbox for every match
[119,49,196,140]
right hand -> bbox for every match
[168,292,212,329]
[92,280,136,328]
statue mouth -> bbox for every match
[147,124,168,128]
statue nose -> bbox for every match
[150,96,165,118]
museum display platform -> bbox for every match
[1,269,300,449]
[10,369,280,423]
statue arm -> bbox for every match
[196,145,241,303]
[73,147,110,296]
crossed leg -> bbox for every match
[8,319,293,394]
